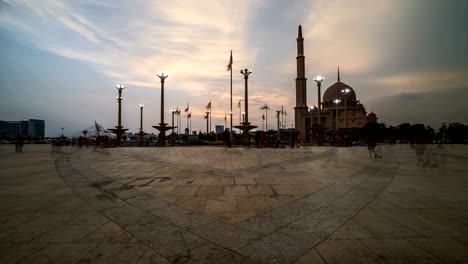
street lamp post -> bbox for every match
[276,110,281,134]
[61,127,64,137]
[152,72,175,146]
[116,84,124,127]
[138,104,145,146]
[314,76,324,145]
[240,69,252,124]
[158,73,167,125]
[333,99,341,131]
[341,88,351,129]
[233,68,257,146]
[108,84,128,145]
[139,104,144,133]
[313,76,324,126]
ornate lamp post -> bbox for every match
[108,84,128,145]
[241,69,252,123]
[276,110,281,134]
[152,72,175,146]
[313,76,324,126]
[234,68,257,146]
[314,76,324,145]
[138,104,146,146]
[333,99,341,131]
[341,88,351,129]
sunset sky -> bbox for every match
[1,0,467,136]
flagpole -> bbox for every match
[209,100,212,133]
[230,50,233,134]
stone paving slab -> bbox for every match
[1,144,467,263]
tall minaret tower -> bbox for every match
[294,25,308,140]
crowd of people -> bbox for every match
[50,135,118,153]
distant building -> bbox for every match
[0,119,45,139]
[0,121,18,138]
[215,125,224,134]
[28,119,45,139]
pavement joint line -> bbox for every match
[251,159,398,242]
[57,147,345,261]
[55,153,230,260]
[5,145,461,263]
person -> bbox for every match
[255,131,260,148]
[412,124,428,166]
[223,129,231,148]
[291,131,298,148]
[15,135,20,152]
[17,135,24,152]
[364,121,378,158]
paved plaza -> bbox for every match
[0,144,467,264]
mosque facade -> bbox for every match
[294,25,377,142]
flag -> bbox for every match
[224,115,227,121]
[206,100,211,110]
[262,114,265,120]
[260,104,270,110]
[188,112,191,118]
[226,51,232,71]
[184,103,189,112]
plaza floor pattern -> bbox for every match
[0,144,467,263]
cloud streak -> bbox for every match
[1,0,467,135]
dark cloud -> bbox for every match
[0,0,10,10]
[397,93,422,102]
[370,86,468,128]
[372,0,468,75]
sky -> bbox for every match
[0,0,467,137]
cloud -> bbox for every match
[1,0,467,133]
[369,86,468,128]
[371,69,468,96]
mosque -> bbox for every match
[294,25,377,142]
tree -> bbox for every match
[396,123,411,142]
[446,122,466,143]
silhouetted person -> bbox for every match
[364,121,378,158]
[17,135,24,152]
[291,131,298,148]
[411,124,428,166]
[15,135,20,152]
[223,129,231,148]
[255,131,261,148]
